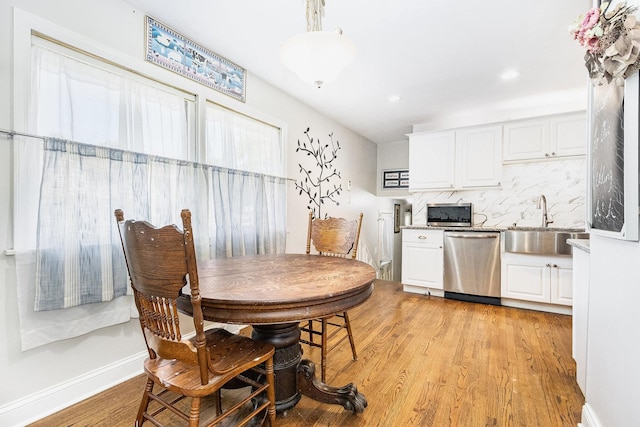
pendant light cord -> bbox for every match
[306,0,325,32]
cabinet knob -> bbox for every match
[552,264,558,268]
[418,235,427,240]
[551,152,556,156]
[545,153,550,157]
[546,263,551,267]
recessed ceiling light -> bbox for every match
[500,69,520,80]
[388,95,402,102]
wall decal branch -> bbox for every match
[295,127,343,219]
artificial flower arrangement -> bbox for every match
[570,1,640,85]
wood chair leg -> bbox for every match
[136,378,154,426]
[214,390,222,415]
[343,312,358,361]
[303,320,314,344]
[265,358,277,426]
[188,396,201,427]
[321,318,328,382]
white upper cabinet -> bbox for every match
[503,112,586,162]
[457,125,502,188]
[409,131,456,190]
[550,112,587,157]
[503,118,549,161]
[409,125,502,191]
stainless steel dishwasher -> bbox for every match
[443,231,501,305]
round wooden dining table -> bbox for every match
[176,253,377,414]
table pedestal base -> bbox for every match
[297,359,368,412]
[251,322,367,414]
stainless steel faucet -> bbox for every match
[537,194,553,227]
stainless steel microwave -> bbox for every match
[427,203,473,227]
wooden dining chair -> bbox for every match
[114,209,276,427]
[301,211,364,382]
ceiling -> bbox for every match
[123,0,593,144]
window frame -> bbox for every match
[12,8,287,172]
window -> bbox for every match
[31,38,196,158]
[14,34,286,350]
[205,101,284,176]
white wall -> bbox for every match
[377,140,410,198]
[412,88,587,134]
[583,234,640,427]
[0,0,378,425]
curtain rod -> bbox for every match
[0,128,296,182]
[0,128,45,140]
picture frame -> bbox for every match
[586,72,639,241]
[145,16,246,102]
[394,203,401,233]
[383,169,409,189]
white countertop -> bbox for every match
[567,238,590,253]
[401,225,587,233]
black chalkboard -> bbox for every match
[590,80,625,233]
[588,73,640,241]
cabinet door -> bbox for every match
[550,257,573,306]
[401,230,444,290]
[401,242,444,289]
[457,126,502,187]
[409,131,455,190]
[501,254,550,303]
[503,119,549,161]
[549,112,586,158]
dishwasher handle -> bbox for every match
[446,234,498,239]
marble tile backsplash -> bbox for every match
[411,158,586,229]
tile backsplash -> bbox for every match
[411,158,586,229]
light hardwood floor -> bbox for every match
[29,280,584,426]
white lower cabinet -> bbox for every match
[501,252,573,309]
[401,229,444,296]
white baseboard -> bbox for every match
[402,284,445,298]
[0,351,146,427]
[501,298,572,315]
[579,403,602,427]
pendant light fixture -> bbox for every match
[280,0,355,88]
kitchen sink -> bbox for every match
[503,229,589,255]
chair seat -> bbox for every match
[145,328,274,398]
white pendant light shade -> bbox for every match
[280,0,355,88]
[280,29,355,88]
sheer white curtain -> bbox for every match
[14,43,194,350]
[210,169,287,257]
[205,102,283,176]
[30,43,192,156]
[204,100,287,257]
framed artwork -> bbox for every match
[394,203,401,233]
[145,16,246,102]
[383,169,409,189]
[587,72,639,241]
